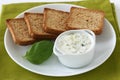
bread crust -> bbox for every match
[43,8,69,34]
[24,12,57,39]
[24,13,35,37]
[66,7,105,35]
[6,18,35,45]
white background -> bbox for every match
[0,0,120,28]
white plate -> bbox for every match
[4,4,116,77]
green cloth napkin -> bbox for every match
[0,0,120,80]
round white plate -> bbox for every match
[4,4,116,77]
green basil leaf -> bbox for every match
[24,40,54,64]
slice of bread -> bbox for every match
[6,18,35,45]
[43,8,69,34]
[66,7,105,35]
[24,12,57,39]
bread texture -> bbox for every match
[6,18,35,45]
[66,7,105,35]
[43,8,69,34]
[24,12,57,39]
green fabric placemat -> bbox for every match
[0,0,120,80]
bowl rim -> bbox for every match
[53,29,96,56]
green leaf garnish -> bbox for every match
[24,40,54,64]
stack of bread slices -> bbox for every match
[6,7,104,45]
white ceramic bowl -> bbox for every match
[53,29,96,68]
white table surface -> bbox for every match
[0,0,120,28]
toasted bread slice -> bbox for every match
[43,8,69,34]
[66,7,105,35]
[6,18,35,45]
[24,12,57,39]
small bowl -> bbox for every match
[53,29,96,68]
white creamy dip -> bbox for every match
[57,32,92,55]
